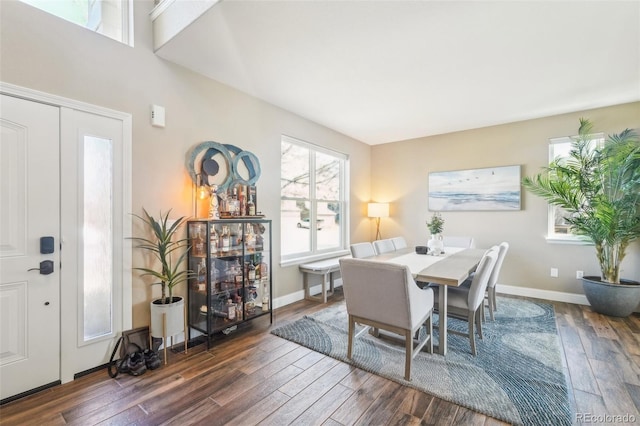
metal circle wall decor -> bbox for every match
[187,141,261,192]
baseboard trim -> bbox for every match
[496,284,589,305]
[273,280,589,309]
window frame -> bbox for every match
[546,133,604,244]
[280,135,349,265]
[19,0,134,46]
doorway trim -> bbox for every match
[0,81,132,383]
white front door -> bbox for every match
[0,94,61,401]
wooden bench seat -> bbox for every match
[299,256,350,303]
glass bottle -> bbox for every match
[239,185,246,216]
[193,225,205,256]
[247,195,256,216]
[248,262,256,281]
[231,187,239,216]
[221,226,230,252]
[261,280,269,312]
[226,298,236,321]
[197,259,206,292]
[209,225,218,255]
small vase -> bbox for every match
[427,234,444,255]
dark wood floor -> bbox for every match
[1,291,639,425]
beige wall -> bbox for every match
[0,1,371,327]
[371,102,640,296]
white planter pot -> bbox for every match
[150,297,185,338]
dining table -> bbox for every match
[367,246,486,355]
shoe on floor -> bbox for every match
[126,352,147,376]
[143,349,161,370]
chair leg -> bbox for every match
[489,287,496,321]
[427,313,433,354]
[348,315,355,359]
[468,312,476,356]
[476,309,483,340]
[405,331,412,381]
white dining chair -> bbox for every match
[339,258,434,381]
[373,238,395,254]
[350,242,376,258]
[431,246,498,355]
[460,242,509,321]
[442,236,475,249]
[390,236,408,250]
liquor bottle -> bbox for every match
[261,280,269,312]
[226,299,236,321]
[245,223,255,248]
[248,262,256,281]
[209,225,218,255]
[221,226,230,252]
[231,187,239,216]
[197,259,206,292]
[239,186,246,216]
[193,226,205,256]
[247,195,256,216]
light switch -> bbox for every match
[151,104,165,128]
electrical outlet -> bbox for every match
[550,268,559,278]
[576,270,584,279]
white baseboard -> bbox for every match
[273,279,344,309]
[496,284,589,306]
[273,280,589,309]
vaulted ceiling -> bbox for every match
[154,0,640,145]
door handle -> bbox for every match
[28,260,54,275]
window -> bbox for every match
[20,0,133,45]
[82,135,114,340]
[281,135,348,263]
[547,132,604,242]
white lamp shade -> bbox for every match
[367,202,389,218]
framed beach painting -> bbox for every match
[428,165,521,211]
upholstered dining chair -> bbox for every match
[431,247,498,355]
[350,242,376,258]
[390,236,408,250]
[460,242,509,321]
[442,236,476,249]
[373,238,396,255]
[339,258,434,381]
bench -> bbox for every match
[299,256,350,303]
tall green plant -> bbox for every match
[522,119,640,283]
[131,209,192,304]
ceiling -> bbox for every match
[155,1,640,145]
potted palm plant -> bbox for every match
[522,118,640,317]
[132,209,192,339]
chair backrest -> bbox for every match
[339,258,433,330]
[390,236,407,250]
[443,236,475,248]
[373,239,395,255]
[467,247,499,311]
[487,242,509,289]
[350,242,376,258]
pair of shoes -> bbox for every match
[119,352,147,376]
[127,352,147,376]
[143,349,161,370]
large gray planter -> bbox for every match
[582,276,640,317]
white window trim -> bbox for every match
[545,133,603,245]
[280,135,349,265]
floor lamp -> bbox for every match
[368,202,389,240]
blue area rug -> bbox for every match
[271,296,572,426]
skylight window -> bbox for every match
[20,0,133,46]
